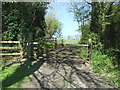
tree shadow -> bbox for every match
[2,46,117,88]
[65,61,117,88]
[29,46,117,88]
[27,53,117,88]
[2,57,45,88]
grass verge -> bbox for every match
[0,62,29,88]
[0,58,40,88]
[91,51,120,87]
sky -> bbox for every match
[46,2,81,39]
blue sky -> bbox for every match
[46,2,81,39]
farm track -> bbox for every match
[20,46,117,88]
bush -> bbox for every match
[106,48,120,66]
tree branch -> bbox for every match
[84,0,92,5]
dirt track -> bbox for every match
[20,46,117,88]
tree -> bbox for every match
[69,2,90,28]
[45,14,63,39]
[69,2,91,43]
[103,3,120,49]
[69,1,120,66]
[80,21,90,43]
[69,2,120,49]
[2,2,49,41]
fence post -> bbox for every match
[55,38,57,49]
[20,41,23,59]
[88,39,92,61]
[27,32,34,61]
[44,39,47,53]
[61,39,64,47]
[23,40,27,58]
[36,41,40,58]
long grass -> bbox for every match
[76,45,120,86]
[91,51,120,86]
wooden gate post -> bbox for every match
[61,39,64,47]
[36,41,41,58]
[88,39,92,61]
[27,32,34,60]
[55,38,57,49]
[44,39,47,53]
[20,41,23,59]
[23,40,27,58]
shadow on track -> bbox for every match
[2,58,45,88]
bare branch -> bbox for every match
[84,0,92,5]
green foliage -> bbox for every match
[2,2,49,41]
[88,32,103,50]
[1,65,18,80]
[2,3,22,40]
[106,48,120,66]
[91,51,120,86]
[79,51,87,59]
[79,21,90,44]
[69,2,120,87]
[75,46,88,59]
[45,14,63,39]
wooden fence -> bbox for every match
[0,38,92,61]
[0,38,57,59]
[0,41,22,56]
[60,39,92,61]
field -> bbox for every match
[57,39,80,44]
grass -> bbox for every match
[91,51,120,86]
[1,58,42,88]
[1,43,119,88]
[0,61,29,88]
[57,39,80,44]
[76,45,120,87]
[75,46,88,59]
[0,44,56,88]
[1,53,45,88]
[64,39,80,44]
